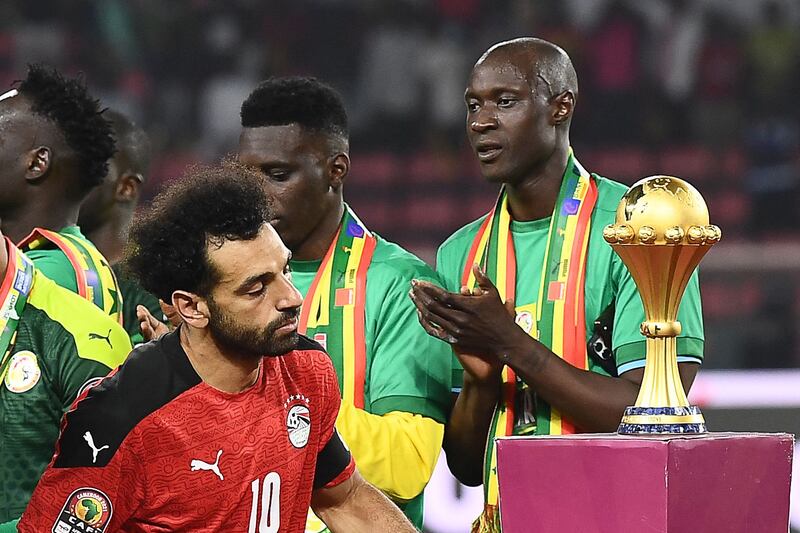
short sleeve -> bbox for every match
[54,327,130,408]
[313,354,354,489]
[17,428,146,532]
[611,254,705,374]
[366,266,452,423]
[435,241,466,393]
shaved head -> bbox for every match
[477,38,578,102]
[465,37,578,186]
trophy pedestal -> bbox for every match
[496,432,793,533]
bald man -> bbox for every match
[410,38,705,532]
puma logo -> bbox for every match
[88,329,113,349]
[83,431,109,464]
[190,449,224,481]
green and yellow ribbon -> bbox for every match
[462,151,598,532]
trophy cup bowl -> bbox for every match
[603,176,721,434]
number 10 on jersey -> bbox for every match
[249,472,281,533]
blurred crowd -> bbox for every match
[1,0,799,368]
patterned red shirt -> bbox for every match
[19,330,354,533]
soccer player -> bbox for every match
[78,109,163,345]
[18,163,416,532]
[0,232,131,527]
[410,38,705,532]
[0,65,123,322]
[237,77,452,531]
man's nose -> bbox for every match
[470,109,498,133]
[278,276,304,311]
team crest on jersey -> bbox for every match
[4,351,41,393]
[284,394,311,448]
[52,487,113,533]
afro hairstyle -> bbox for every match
[126,161,271,302]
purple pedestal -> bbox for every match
[496,432,793,533]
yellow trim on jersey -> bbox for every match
[26,271,131,369]
[335,403,442,500]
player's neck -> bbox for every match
[3,194,80,244]
[83,209,132,266]
[291,201,345,261]
[179,326,261,394]
[505,144,569,222]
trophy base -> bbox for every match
[617,405,706,435]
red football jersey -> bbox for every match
[19,330,354,532]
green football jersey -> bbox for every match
[20,226,124,323]
[291,231,452,528]
[437,173,705,392]
[0,270,131,523]
[113,263,164,346]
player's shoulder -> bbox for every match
[368,233,438,284]
[437,214,490,258]
[290,335,335,370]
[51,330,201,468]
[25,270,130,368]
[592,173,629,213]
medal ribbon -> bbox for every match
[0,239,35,384]
[19,228,123,324]
[298,206,377,408]
[461,151,598,526]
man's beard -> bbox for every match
[207,298,299,359]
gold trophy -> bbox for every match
[603,176,720,434]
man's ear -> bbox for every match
[552,91,575,125]
[25,146,52,182]
[328,153,349,191]
[115,172,143,203]
[172,290,210,329]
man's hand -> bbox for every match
[160,300,182,328]
[136,305,170,342]
[410,265,531,380]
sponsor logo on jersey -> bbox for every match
[13,267,31,294]
[3,293,19,320]
[83,431,110,464]
[4,351,41,393]
[284,394,311,448]
[88,329,114,349]
[190,449,224,480]
[52,487,113,533]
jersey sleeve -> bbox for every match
[53,323,131,408]
[366,265,452,423]
[435,239,467,393]
[313,353,355,490]
[17,427,145,532]
[611,254,705,374]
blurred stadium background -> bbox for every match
[3,0,798,530]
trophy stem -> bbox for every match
[635,337,689,408]
[618,333,706,434]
